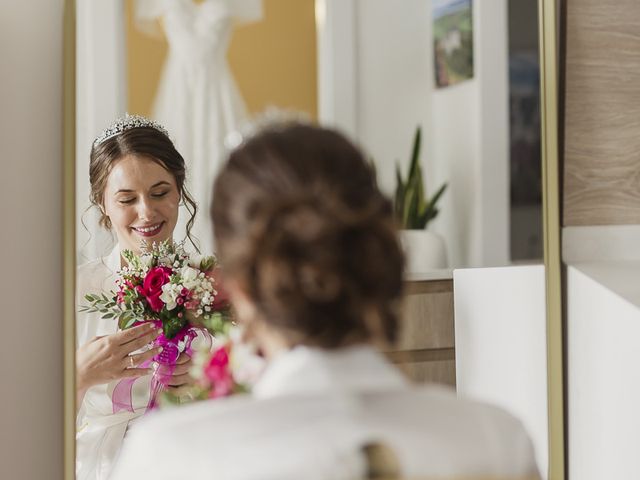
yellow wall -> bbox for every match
[125,0,317,119]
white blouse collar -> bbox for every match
[252,344,408,400]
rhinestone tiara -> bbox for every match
[92,113,170,147]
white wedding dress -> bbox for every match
[135,0,262,252]
[76,247,152,480]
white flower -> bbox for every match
[160,283,179,310]
[139,254,154,269]
[180,265,200,289]
[187,253,204,269]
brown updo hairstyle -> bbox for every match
[211,123,405,349]
[89,127,199,250]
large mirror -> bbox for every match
[75,0,543,272]
[68,0,561,479]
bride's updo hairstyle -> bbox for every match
[89,125,199,248]
[211,123,405,349]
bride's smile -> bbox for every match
[131,221,165,238]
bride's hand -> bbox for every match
[160,352,193,389]
[76,323,162,405]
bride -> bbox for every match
[75,114,200,480]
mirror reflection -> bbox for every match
[74,0,545,479]
[76,0,542,271]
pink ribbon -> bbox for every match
[112,322,212,414]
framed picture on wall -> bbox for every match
[433,0,474,88]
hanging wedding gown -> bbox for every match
[135,0,262,252]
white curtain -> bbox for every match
[75,0,127,264]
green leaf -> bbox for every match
[404,187,420,229]
[389,127,449,229]
[408,127,422,182]
[394,163,406,220]
[163,315,187,340]
[200,256,216,272]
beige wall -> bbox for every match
[126,0,317,119]
[0,1,64,479]
[564,0,640,226]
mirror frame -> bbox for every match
[62,0,565,478]
[539,0,564,477]
[63,0,76,478]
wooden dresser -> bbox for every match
[386,273,456,388]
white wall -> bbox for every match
[0,1,64,478]
[353,0,432,196]
[426,0,510,268]
[454,265,549,478]
[76,0,126,263]
[318,0,509,268]
[567,262,640,479]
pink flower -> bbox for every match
[204,345,234,398]
[116,289,126,304]
[137,266,172,312]
[184,300,199,311]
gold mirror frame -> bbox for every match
[62,0,565,478]
[539,0,565,478]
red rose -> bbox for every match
[137,266,172,312]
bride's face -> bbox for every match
[103,154,180,253]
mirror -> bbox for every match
[68,0,561,479]
[75,0,543,272]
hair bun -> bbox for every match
[250,196,346,304]
[212,123,405,348]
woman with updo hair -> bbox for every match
[113,123,539,480]
[76,115,199,480]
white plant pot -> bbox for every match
[400,230,448,274]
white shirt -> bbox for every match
[76,247,152,480]
[112,345,539,479]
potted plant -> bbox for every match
[395,127,448,273]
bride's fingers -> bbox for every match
[120,329,161,354]
[115,323,157,345]
[165,384,192,396]
[168,361,191,376]
[120,367,153,378]
[175,353,191,364]
[164,372,191,387]
[125,346,163,369]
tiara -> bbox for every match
[93,113,170,147]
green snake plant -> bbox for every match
[394,127,447,229]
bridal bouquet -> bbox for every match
[162,326,265,405]
[81,241,233,411]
